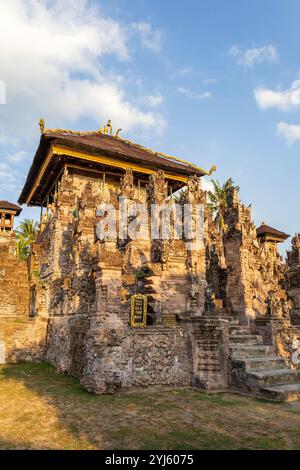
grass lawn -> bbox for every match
[0,363,299,450]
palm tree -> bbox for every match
[207,178,239,233]
[15,219,39,260]
[16,235,29,261]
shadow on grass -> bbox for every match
[0,363,299,450]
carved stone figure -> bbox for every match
[187,175,205,204]
[204,286,216,315]
[266,291,282,317]
[120,168,135,199]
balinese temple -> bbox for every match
[256,222,290,244]
[0,118,299,400]
[0,200,22,235]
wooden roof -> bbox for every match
[256,223,290,241]
[0,200,22,215]
[19,131,212,206]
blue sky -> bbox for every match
[0,0,299,253]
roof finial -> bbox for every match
[208,165,217,176]
[39,118,45,134]
[100,119,113,135]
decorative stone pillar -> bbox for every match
[287,234,300,325]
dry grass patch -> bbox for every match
[0,363,299,450]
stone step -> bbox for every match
[229,326,251,335]
[229,334,263,345]
[229,344,275,358]
[248,368,300,387]
[244,356,286,370]
[259,383,300,402]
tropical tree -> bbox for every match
[15,219,39,260]
[16,235,29,261]
[207,178,239,233]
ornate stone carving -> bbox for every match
[187,175,205,204]
[147,170,168,205]
[119,168,134,200]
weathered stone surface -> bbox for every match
[2,162,300,399]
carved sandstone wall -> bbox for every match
[27,167,229,393]
[222,188,286,321]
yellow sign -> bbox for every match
[130,294,147,327]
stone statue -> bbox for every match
[266,291,282,317]
[120,168,135,200]
[204,286,215,315]
[187,175,205,204]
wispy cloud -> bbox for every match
[130,22,163,53]
[141,94,164,108]
[229,44,278,67]
[277,122,300,145]
[6,150,30,163]
[254,79,300,111]
[176,87,211,100]
[173,67,193,78]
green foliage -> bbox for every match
[207,178,239,234]
[15,219,39,261]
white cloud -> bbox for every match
[177,87,212,100]
[202,178,214,193]
[0,0,166,144]
[141,95,164,108]
[6,150,30,163]
[173,67,193,78]
[254,79,300,111]
[277,122,300,145]
[229,44,278,67]
[0,162,21,192]
[130,22,162,53]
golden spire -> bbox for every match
[39,118,45,134]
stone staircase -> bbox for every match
[229,320,300,401]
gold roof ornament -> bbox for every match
[36,118,216,176]
[39,118,45,134]
[208,165,217,176]
[100,119,113,135]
